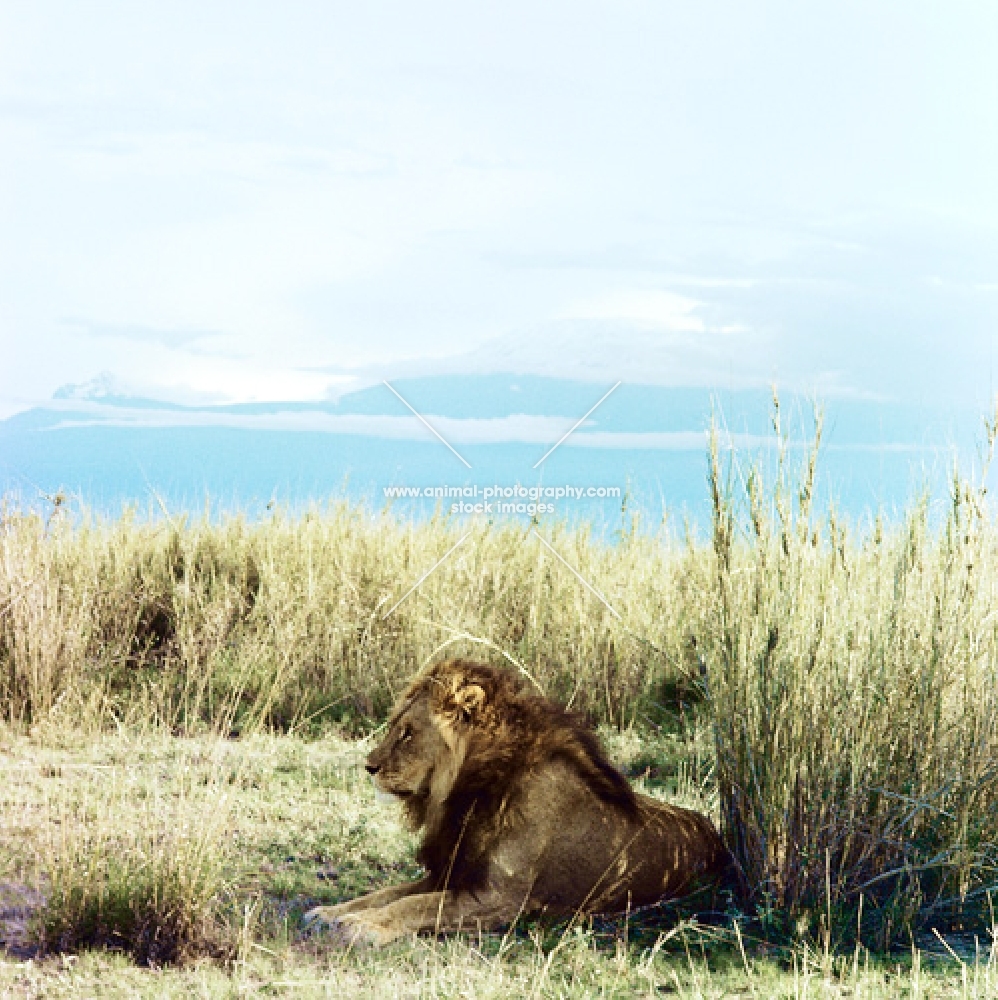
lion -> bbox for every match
[304,658,729,947]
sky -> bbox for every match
[2,2,998,420]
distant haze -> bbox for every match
[1,3,997,422]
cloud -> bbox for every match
[43,403,774,451]
[70,132,394,182]
[45,409,577,443]
[562,289,704,333]
[309,313,774,394]
[61,318,235,353]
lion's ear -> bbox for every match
[453,682,486,721]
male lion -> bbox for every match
[305,658,729,947]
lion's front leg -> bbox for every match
[304,875,435,929]
[324,887,522,947]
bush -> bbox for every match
[34,749,236,964]
[697,400,998,947]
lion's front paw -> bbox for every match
[302,903,349,927]
[303,908,396,949]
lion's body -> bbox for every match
[305,659,729,947]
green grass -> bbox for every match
[2,729,995,997]
[1,404,998,991]
[32,743,237,964]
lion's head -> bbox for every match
[364,659,502,828]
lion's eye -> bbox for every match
[399,725,413,742]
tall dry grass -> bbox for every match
[0,502,689,736]
[698,399,998,946]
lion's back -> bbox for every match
[494,760,727,915]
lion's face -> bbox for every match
[365,693,452,804]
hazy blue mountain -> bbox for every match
[0,374,984,531]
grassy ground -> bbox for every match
[2,727,993,998]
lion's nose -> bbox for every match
[365,763,380,775]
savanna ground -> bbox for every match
[1,412,997,996]
[2,728,989,998]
